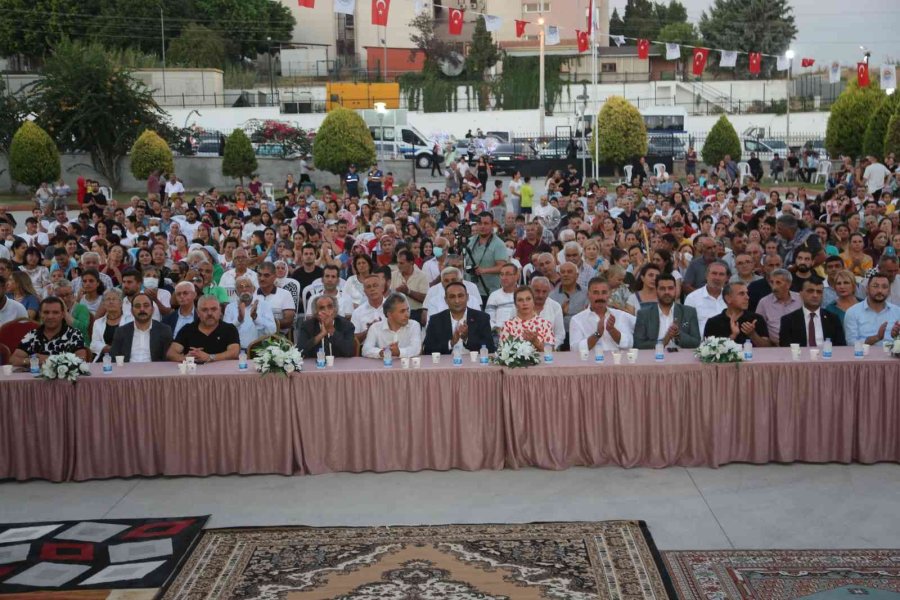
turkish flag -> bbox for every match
[692,48,709,76]
[857,62,870,87]
[748,52,761,75]
[801,58,815,68]
[515,20,527,38]
[298,0,314,6]
[576,30,589,53]
[371,0,389,25]
[637,39,650,60]
[448,8,464,35]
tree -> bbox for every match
[884,114,900,159]
[657,22,700,75]
[130,130,174,180]
[9,122,60,190]
[408,11,461,71]
[699,0,797,78]
[167,24,228,70]
[609,8,625,37]
[590,97,647,170]
[620,0,658,39]
[222,129,257,186]
[465,16,500,111]
[825,80,885,159]
[0,79,26,158]
[312,108,376,177]
[862,93,899,159]
[28,40,172,190]
[702,115,742,165]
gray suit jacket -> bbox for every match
[110,321,174,362]
[633,303,701,349]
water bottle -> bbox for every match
[743,340,753,361]
[854,339,864,359]
[479,344,489,365]
[543,343,554,364]
[822,338,833,359]
[452,342,463,366]
[316,347,326,369]
[383,346,393,368]
[102,353,113,373]
[29,354,40,376]
[238,350,248,371]
[655,342,665,361]
[594,345,605,364]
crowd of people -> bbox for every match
[2,148,900,369]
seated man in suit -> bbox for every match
[110,293,173,362]
[633,273,701,349]
[296,294,356,358]
[703,282,772,346]
[423,281,496,355]
[779,278,846,347]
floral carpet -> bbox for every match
[162,520,675,599]
[663,549,900,599]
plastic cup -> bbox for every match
[1,365,12,376]
[579,349,589,361]
[401,357,410,369]
[326,356,334,367]
[178,363,188,375]
[469,350,478,363]
[627,349,639,363]
[185,356,196,366]
[411,357,421,368]
[612,352,622,365]
[863,343,870,356]
[431,352,441,364]
[808,348,819,361]
[115,355,125,367]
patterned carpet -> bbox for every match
[663,549,900,599]
[162,521,675,599]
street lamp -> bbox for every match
[538,14,545,140]
[785,49,794,142]
[266,37,275,107]
[375,101,387,169]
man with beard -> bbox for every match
[843,273,900,345]
[789,247,823,293]
[569,277,635,352]
[776,214,824,268]
[634,273,701,349]
[110,293,173,362]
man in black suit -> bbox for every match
[779,279,846,347]
[110,293,173,362]
[423,281,496,355]
[296,295,356,358]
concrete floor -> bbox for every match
[2,463,899,551]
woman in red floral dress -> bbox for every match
[500,286,555,352]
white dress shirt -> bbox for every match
[423,281,482,322]
[362,319,423,358]
[224,298,277,349]
[658,305,675,346]
[684,286,727,335]
[257,286,296,331]
[569,307,635,351]
[802,306,825,347]
[485,289,516,330]
[351,299,385,333]
[538,298,566,350]
[130,323,152,363]
[219,269,259,291]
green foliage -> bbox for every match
[609,8,625,37]
[825,80,885,159]
[222,129,257,185]
[9,121,60,189]
[884,114,900,160]
[701,115,742,165]
[312,108,376,177]
[167,24,228,70]
[465,16,499,78]
[249,120,312,158]
[618,0,688,40]
[699,0,797,78]
[398,70,464,113]
[0,79,26,155]
[590,97,648,166]
[862,93,899,159]
[657,22,700,64]
[130,130,174,180]
[408,11,461,71]
[28,39,171,190]
[495,55,569,113]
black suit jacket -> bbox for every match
[110,321,174,362]
[423,309,496,355]
[295,315,356,358]
[779,307,846,347]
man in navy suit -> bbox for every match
[779,279,846,347]
[423,281,496,355]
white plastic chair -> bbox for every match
[653,163,667,178]
[737,162,751,185]
[621,164,633,185]
[813,160,832,184]
[262,183,275,200]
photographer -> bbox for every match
[464,212,508,305]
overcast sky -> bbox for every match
[608,0,900,66]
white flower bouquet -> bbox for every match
[695,336,744,364]
[890,336,900,358]
[250,335,303,376]
[40,353,91,382]
[492,337,541,368]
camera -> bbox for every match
[455,222,472,241]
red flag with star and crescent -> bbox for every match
[801,58,815,68]
[637,39,650,60]
[748,52,761,75]
[298,0,314,7]
[692,48,709,76]
[857,62,870,87]
[515,20,527,38]
[576,30,589,53]
[371,0,390,25]
[448,8,464,35]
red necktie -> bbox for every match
[808,312,817,347]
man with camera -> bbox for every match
[464,212,508,306]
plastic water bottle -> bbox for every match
[316,347,326,369]
[102,353,113,373]
[655,341,665,361]
[743,340,753,361]
[821,338,833,359]
[383,346,393,368]
[29,354,40,376]
[452,342,463,366]
[543,343,554,363]
[479,344,489,365]
[854,339,864,359]
[594,345,605,364]
[238,350,248,371]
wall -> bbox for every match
[130,68,224,108]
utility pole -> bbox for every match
[160,6,167,103]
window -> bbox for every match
[401,129,423,146]
[601,62,616,73]
[523,3,551,13]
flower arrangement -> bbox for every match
[492,337,541,368]
[890,336,900,358]
[250,335,303,376]
[40,353,91,382]
[694,337,744,364]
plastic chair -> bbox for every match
[621,164,633,185]
[737,162,751,185]
[262,183,275,200]
[813,160,832,184]
[653,163,667,178]
[0,319,38,353]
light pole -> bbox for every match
[375,102,387,169]
[538,12,545,140]
[785,49,794,143]
[267,37,275,107]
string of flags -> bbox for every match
[296,0,897,88]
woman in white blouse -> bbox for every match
[90,289,129,359]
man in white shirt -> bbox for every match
[351,273,388,344]
[362,293,422,358]
[219,248,259,292]
[0,275,27,325]
[162,281,198,338]
[306,265,346,315]
[20,218,50,248]
[110,294,174,362]
[685,260,730,334]
[164,173,185,198]
[256,262,296,333]
[422,267,482,323]
[485,263,519,331]
[863,155,890,197]
[223,277,277,349]
[531,276,566,349]
[569,278,635,351]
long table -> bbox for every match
[1,348,897,482]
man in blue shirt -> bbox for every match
[843,273,900,345]
[344,164,360,198]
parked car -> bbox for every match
[536,138,590,160]
[742,138,789,160]
[486,143,537,174]
[646,135,686,159]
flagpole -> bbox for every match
[591,6,599,181]
[538,12,545,140]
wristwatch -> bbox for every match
[209,354,216,362]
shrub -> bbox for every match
[825,80,884,159]
[701,115,742,165]
[222,129,257,185]
[130,130,174,180]
[9,121,60,189]
[862,93,899,159]
[590,96,647,167]
[883,114,900,160]
[312,108,376,176]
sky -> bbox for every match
[608,0,900,67]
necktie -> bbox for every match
[808,312,817,347]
